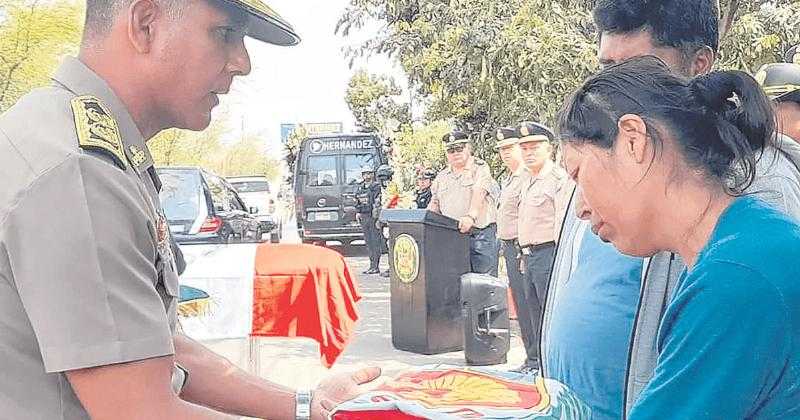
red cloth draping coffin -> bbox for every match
[251,244,361,368]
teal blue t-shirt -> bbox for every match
[545,229,642,420]
[630,197,800,419]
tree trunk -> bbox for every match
[720,0,740,40]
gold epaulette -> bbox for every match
[71,96,126,170]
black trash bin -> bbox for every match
[461,273,510,365]
[380,209,470,354]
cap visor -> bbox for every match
[246,14,300,45]
[222,0,301,46]
[776,90,800,104]
[493,139,519,149]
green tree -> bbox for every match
[283,124,309,182]
[390,120,449,189]
[338,0,800,168]
[345,69,410,136]
[0,0,83,111]
[718,1,800,72]
[149,122,225,168]
[212,135,282,180]
[150,121,282,181]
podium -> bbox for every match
[380,209,470,354]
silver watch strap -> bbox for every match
[295,389,312,420]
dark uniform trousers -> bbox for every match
[356,182,382,271]
[360,215,382,270]
[470,223,499,276]
[501,239,538,365]
[522,241,556,351]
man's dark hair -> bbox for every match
[558,56,774,195]
[593,0,720,54]
[84,0,185,39]
[84,0,128,37]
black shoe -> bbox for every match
[380,270,390,278]
[511,362,539,375]
[363,268,380,274]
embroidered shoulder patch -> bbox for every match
[71,96,126,170]
[128,145,147,168]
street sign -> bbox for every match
[280,123,297,144]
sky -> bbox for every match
[217,0,407,153]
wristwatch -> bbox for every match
[295,389,312,420]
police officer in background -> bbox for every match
[756,53,800,143]
[516,122,572,354]
[429,130,500,275]
[356,166,383,274]
[414,169,435,209]
[494,127,539,373]
[374,163,396,277]
[0,0,379,418]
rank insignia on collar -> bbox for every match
[71,96,126,170]
[129,145,147,168]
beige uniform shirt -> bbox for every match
[518,160,572,247]
[429,157,499,229]
[0,57,180,419]
[496,168,526,240]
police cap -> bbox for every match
[416,169,436,180]
[442,130,470,147]
[222,0,300,46]
[755,63,800,104]
[493,127,519,150]
[376,164,394,181]
[517,121,555,144]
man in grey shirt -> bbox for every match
[0,1,378,419]
[540,1,800,418]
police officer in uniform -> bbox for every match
[756,56,800,142]
[0,1,378,418]
[356,166,383,274]
[429,130,500,275]
[494,126,538,373]
[516,122,572,357]
[414,169,435,209]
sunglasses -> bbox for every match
[446,145,466,154]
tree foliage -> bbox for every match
[337,0,800,169]
[0,0,83,112]
[345,69,410,136]
[149,122,282,181]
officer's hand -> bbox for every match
[356,213,362,223]
[458,216,474,234]
[311,366,382,420]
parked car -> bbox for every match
[227,175,283,243]
[157,167,264,244]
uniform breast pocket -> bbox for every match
[524,193,552,210]
[460,175,476,188]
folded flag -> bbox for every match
[332,365,591,419]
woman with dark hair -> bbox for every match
[558,56,800,418]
